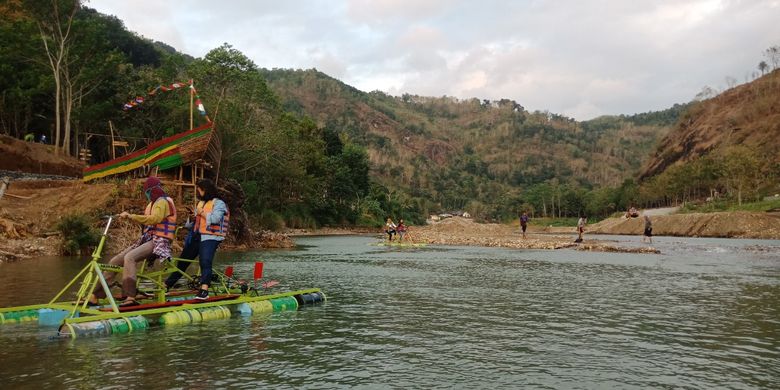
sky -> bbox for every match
[90,0,780,120]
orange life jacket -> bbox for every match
[195,199,229,237]
[143,197,177,240]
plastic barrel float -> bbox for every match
[1,252,325,339]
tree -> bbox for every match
[0,10,48,138]
[24,0,79,154]
[694,85,718,101]
[60,10,125,155]
[719,146,762,205]
[725,76,737,89]
[758,61,768,75]
[765,45,780,70]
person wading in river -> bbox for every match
[164,178,229,300]
[575,215,587,243]
[88,176,176,307]
[519,212,529,239]
[643,215,653,244]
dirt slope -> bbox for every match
[0,180,115,235]
[589,212,780,239]
[641,70,780,179]
[0,135,84,177]
[0,180,115,261]
[0,178,292,262]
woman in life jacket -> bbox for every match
[164,178,229,300]
[88,176,176,306]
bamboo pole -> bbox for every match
[189,80,194,131]
[109,121,116,159]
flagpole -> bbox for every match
[189,79,194,131]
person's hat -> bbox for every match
[143,176,161,191]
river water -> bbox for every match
[0,235,778,389]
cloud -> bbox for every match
[308,48,348,79]
[90,0,780,120]
[92,2,186,51]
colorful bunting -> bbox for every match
[121,80,211,122]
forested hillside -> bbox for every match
[5,1,775,228]
[0,1,374,229]
[635,69,780,208]
[262,68,686,219]
[642,70,780,179]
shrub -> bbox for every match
[257,209,285,231]
[56,214,99,256]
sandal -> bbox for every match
[85,295,100,307]
[135,291,153,300]
[118,299,140,307]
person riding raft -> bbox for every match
[164,178,229,300]
[88,176,176,307]
[396,219,408,241]
[385,217,397,241]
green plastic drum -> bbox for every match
[248,300,274,314]
[0,309,39,324]
[270,297,299,312]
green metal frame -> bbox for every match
[62,288,320,324]
[1,216,317,329]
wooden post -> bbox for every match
[0,177,10,201]
[177,183,183,206]
[109,121,116,159]
[189,80,194,131]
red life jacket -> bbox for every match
[143,197,177,240]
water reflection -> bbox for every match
[1,235,778,388]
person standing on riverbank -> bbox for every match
[643,215,653,244]
[88,176,176,307]
[576,216,587,242]
[519,212,529,239]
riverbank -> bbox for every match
[0,178,292,262]
[290,210,780,253]
[3,177,777,262]
[589,211,780,239]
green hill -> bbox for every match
[261,68,685,218]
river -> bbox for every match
[1,235,778,389]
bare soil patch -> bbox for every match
[0,135,84,177]
[589,212,780,239]
[0,178,292,262]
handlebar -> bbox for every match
[102,215,114,235]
